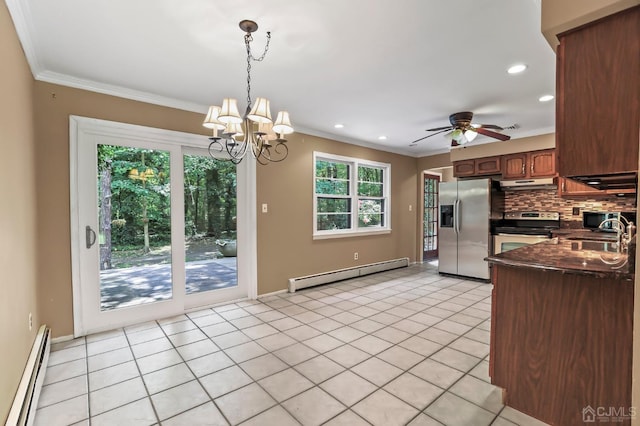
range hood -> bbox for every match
[569,172,637,191]
[500,177,557,190]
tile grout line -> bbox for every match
[119,322,162,425]
[84,337,92,426]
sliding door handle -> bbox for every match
[86,226,97,249]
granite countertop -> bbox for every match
[551,228,619,242]
[486,237,635,280]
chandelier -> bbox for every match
[203,20,294,165]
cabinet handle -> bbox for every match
[562,180,565,192]
[531,162,534,174]
[521,163,525,175]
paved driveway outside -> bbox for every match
[99,258,237,310]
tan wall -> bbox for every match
[256,134,419,294]
[449,133,555,162]
[541,0,639,49]
[33,82,209,337]
[416,152,451,171]
[0,4,39,421]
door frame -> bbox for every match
[422,172,440,261]
[69,116,257,336]
[420,171,442,262]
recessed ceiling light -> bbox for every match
[507,64,527,74]
[334,124,344,129]
[378,136,387,140]
[538,95,554,102]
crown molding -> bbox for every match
[37,70,208,114]
[294,126,420,157]
[5,0,43,77]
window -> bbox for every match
[314,152,391,238]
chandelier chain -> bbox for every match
[244,32,271,108]
[206,22,289,165]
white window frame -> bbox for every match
[313,151,391,239]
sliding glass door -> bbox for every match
[71,117,251,336]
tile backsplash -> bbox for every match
[504,189,637,228]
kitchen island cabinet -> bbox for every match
[486,239,633,425]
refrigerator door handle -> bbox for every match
[454,199,461,234]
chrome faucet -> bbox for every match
[599,217,636,251]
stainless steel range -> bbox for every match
[493,211,560,254]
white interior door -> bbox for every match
[70,117,255,336]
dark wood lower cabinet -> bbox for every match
[490,266,633,425]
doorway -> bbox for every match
[70,117,256,336]
[423,173,440,261]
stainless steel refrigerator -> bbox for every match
[438,178,502,280]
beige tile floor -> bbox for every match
[34,263,549,425]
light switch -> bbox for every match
[262,203,268,213]
[409,204,413,211]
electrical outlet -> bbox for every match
[28,313,33,331]
[262,203,268,213]
[572,207,581,216]
[354,252,359,260]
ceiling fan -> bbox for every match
[410,111,514,147]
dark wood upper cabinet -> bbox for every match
[474,156,501,176]
[502,153,527,179]
[529,150,556,177]
[556,6,639,177]
[558,177,604,196]
[453,150,556,179]
[453,157,501,177]
[502,150,556,179]
[453,159,476,177]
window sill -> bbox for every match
[313,228,392,240]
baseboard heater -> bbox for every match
[288,257,409,293]
[6,325,51,426]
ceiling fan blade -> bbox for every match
[409,128,452,145]
[426,125,453,132]
[475,124,504,130]
[476,127,511,141]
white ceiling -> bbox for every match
[7,0,556,156]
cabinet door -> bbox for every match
[453,160,476,177]
[557,7,639,176]
[502,153,527,179]
[475,156,501,176]
[530,150,556,177]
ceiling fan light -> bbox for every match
[218,98,243,124]
[247,97,273,123]
[464,129,478,142]
[273,111,294,135]
[203,106,226,130]
[450,129,463,141]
